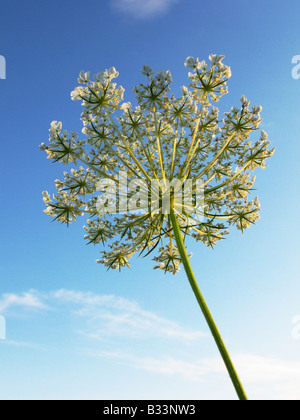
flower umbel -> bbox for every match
[40,55,274,274]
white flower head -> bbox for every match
[78,71,91,84]
[252,105,263,114]
[54,179,64,190]
[156,70,172,84]
[108,67,119,80]
[71,86,86,101]
[50,121,62,132]
[82,126,89,135]
[240,95,250,107]
[94,72,107,84]
[141,65,155,77]
[185,56,198,70]
[120,102,132,112]
[261,130,268,140]
[42,191,51,203]
[224,66,232,78]
[39,142,47,151]
[209,54,225,65]
[181,85,189,96]
[199,60,208,71]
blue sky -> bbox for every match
[0,0,300,400]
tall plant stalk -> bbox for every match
[170,208,248,401]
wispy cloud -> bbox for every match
[0,290,49,314]
[52,289,206,342]
[88,350,223,382]
[0,288,205,342]
[0,338,46,350]
[111,0,179,19]
[89,350,300,400]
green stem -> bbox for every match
[169,208,248,401]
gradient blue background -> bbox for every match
[0,0,299,400]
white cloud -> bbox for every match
[90,351,300,400]
[90,350,223,382]
[0,339,45,350]
[0,290,49,314]
[52,289,206,342]
[111,0,178,19]
[0,288,205,342]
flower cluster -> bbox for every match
[40,55,274,274]
[153,244,191,275]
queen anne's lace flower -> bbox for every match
[153,244,189,275]
[40,55,274,274]
[141,65,155,77]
